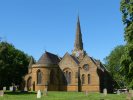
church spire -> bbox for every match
[74,14,83,51]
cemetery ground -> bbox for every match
[0,90,132,100]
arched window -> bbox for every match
[69,72,71,84]
[88,74,90,84]
[63,70,72,85]
[63,72,66,85]
[50,71,53,85]
[37,70,41,84]
[28,77,31,89]
[82,74,85,84]
[66,71,68,84]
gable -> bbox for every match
[58,52,79,70]
[79,54,98,71]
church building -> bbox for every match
[22,15,113,93]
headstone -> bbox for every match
[103,88,107,95]
[126,92,131,100]
[86,90,89,95]
[3,87,6,91]
[117,90,120,95]
[37,89,41,98]
[43,88,47,96]
[13,87,16,92]
[0,90,4,97]
[129,90,133,97]
[9,86,13,91]
[24,86,28,91]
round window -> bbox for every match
[83,65,89,71]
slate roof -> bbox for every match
[70,55,80,64]
[90,57,109,72]
[29,56,34,68]
[36,51,61,65]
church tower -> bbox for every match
[72,14,86,61]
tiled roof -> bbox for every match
[36,51,61,65]
[29,56,34,68]
[70,55,80,64]
[90,57,109,72]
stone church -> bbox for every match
[22,15,113,93]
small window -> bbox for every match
[82,74,85,84]
[37,70,41,84]
[69,72,71,84]
[88,74,90,84]
[50,71,53,85]
[63,72,66,85]
[66,71,68,84]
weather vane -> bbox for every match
[44,46,46,52]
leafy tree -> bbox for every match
[120,0,133,89]
[103,45,130,89]
[0,42,36,89]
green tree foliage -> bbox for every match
[120,0,133,89]
[103,45,130,89]
[0,42,36,89]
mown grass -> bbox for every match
[0,90,132,100]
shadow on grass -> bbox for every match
[4,91,37,95]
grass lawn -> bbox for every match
[0,90,132,100]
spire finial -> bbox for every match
[77,11,79,23]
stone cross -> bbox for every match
[86,90,89,95]
[24,86,28,91]
[37,89,41,98]
[129,90,133,97]
[3,87,6,91]
[126,92,131,100]
[13,86,16,92]
[117,90,120,95]
[43,88,47,96]
[0,90,4,97]
[103,88,107,95]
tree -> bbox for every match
[103,45,130,89]
[0,42,36,89]
[120,0,133,89]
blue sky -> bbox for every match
[0,0,126,63]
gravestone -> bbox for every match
[86,90,89,95]
[0,90,4,97]
[9,86,13,91]
[24,86,28,91]
[3,87,6,91]
[117,90,120,95]
[13,86,16,92]
[37,89,41,98]
[43,88,47,96]
[103,88,107,95]
[129,90,133,97]
[126,92,131,99]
